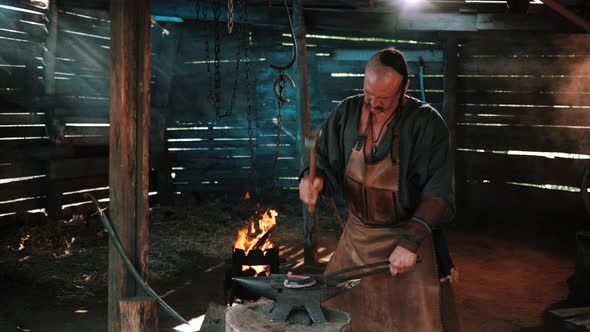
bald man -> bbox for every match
[299,48,459,331]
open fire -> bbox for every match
[233,209,278,277]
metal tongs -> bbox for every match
[323,260,392,286]
[284,259,421,289]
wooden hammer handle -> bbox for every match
[308,146,317,214]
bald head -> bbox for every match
[366,48,409,82]
[362,48,410,114]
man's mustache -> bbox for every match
[365,102,385,113]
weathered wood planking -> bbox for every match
[60,174,109,193]
[0,39,43,64]
[57,11,110,37]
[458,34,590,56]
[0,198,45,215]
[0,176,45,202]
[460,104,590,115]
[0,13,48,43]
[48,158,108,179]
[0,142,107,163]
[0,6,114,220]
[55,77,110,97]
[459,56,590,76]
[457,125,590,154]
[459,91,590,107]
[457,182,588,228]
[0,161,44,181]
[317,59,445,74]
[459,109,590,127]
[457,151,589,187]
[458,76,590,93]
[55,37,109,70]
[0,126,46,138]
[455,33,590,227]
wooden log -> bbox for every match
[119,297,158,332]
[224,303,351,332]
[108,0,152,331]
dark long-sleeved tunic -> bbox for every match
[314,94,455,221]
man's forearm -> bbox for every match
[397,197,446,253]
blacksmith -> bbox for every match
[299,48,460,331]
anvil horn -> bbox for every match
[232,276,277,301]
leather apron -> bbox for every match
[323,124,443,332]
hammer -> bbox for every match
[304,131,320,214]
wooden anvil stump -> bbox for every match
[225,303,351,332]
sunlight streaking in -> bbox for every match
[174,314,206,332]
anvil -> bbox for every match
[232,274,360,323]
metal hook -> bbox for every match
[270,0,297,71]
[273,73,296,103]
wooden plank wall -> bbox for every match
[0,3,50,220]
[50,9,111,213]
[0,7,168,223]
[167,22,444,197]
[455,34,590,228]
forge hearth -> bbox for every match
[224,208,281,305]
[224,247,280,305]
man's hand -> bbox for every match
[299,175,324,207]
[388,245,417,276]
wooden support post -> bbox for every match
[108,0,152,331]
[442,36,458,220]
[43,0,61,222]
[119,297,158,332]
[293,0,317,266]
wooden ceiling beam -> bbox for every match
[165,4,578,33]
[541,0,590,32]
[52,0,582,33]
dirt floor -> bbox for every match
[0,195,583,332]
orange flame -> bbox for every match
[233,209,278,256]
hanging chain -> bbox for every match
[213,0,223,117]
[204,0,214,111]
[203,0,242,119]
[243,3,258,196]
[227,0,234,34]
[271,72,286,188]
[221,0,242,118]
